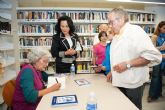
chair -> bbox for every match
[2,80,16,110]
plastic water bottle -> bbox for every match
[86,92,97,110]
[70,64,75,77]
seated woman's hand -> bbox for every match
[50,83,61,92]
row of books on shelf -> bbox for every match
[19,24,99,34]
[17,11,106,21]
[19,36,93,47]
[141,26,155,34]
[17,10,155,22]
[129,13,155,22]
[79,49,92,60]
[77,62,90,71]
[18,24,154,34]
[0,21,11,34]
[79,37,93,47]
[90,12,107,21]
[75,24,99,33]
[56,12,91,20]
[19,37,52,46]
[19,24,53,34]
[20,50,92,60]
[20,50,29,59]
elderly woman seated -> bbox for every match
[13,48,61,110]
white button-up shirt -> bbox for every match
[110,22,162,88]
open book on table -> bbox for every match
[47,76,66,89]
[51,94,78,107]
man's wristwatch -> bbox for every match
[126,63,132,69]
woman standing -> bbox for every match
[92,31,107,74]
[148,21,165,102]
[51,16,82,74]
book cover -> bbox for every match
[74,79,90,86]
[51,95,78,107]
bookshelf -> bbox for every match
[16,7,156,74]
[0,0,18,104]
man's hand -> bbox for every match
[113,62,127,73]
[107,72,112,82]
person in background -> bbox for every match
[92,31,107,74]
[93,23,109,45]
[108,8,162,110]
[95,30,114,78]
[51,16,82,74]
[148,21,165,102]
[13,48,61,110]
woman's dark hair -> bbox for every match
[98,31,107,41]
[55,16,75,35]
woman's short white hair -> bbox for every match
[27,47,51,64]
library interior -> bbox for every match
[0,0,165,110]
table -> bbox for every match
[36,74,139,110]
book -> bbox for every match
[51,94,78,107]
[47,76,66,89]
[74,79,90,86]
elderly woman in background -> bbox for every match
[13,48,61,110]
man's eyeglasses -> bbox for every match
[108,18,119,25]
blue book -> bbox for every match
[51,94,78,107]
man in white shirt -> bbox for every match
[107,8,162,110]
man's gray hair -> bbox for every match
[27,47,51,64]
[109,8,129,23]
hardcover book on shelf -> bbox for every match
[51,94,78,107]
[74,78,90,86]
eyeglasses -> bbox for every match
[108,18,119,26]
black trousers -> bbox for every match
[56,60,77,74]
[118,84,145,110]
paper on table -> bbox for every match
[74,79,90,86]
[47,76,66,89]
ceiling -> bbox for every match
[18,0,165,4]
[17,0,165,8]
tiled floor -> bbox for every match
[142,83,165,110]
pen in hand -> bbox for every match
[55,78,58,83]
